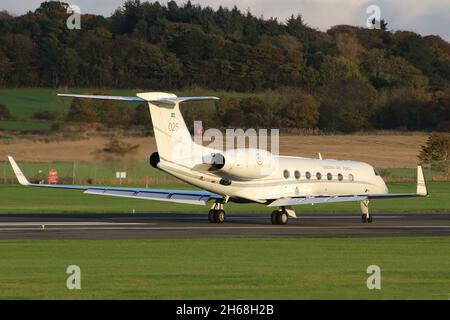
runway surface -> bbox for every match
[0,213,450,239]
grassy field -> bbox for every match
[0,120,55,132]
[0,182,448,214]
[0,88,62,118]
[381,168,448,180]
[0,238,449,299]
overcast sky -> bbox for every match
[1,0,449,41]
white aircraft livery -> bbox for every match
[8,92,428,225]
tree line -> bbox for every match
[0,1,449,132]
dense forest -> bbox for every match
[0,1,450,132]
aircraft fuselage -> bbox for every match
[158,155,388,204]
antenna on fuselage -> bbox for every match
[318,152,322,160]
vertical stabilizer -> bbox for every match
[136,92,219,166]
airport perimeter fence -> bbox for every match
[1,160,449,186]
[0,160,182,186]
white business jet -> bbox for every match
[8,92,428,225]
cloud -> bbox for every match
[0,0,125,16]
[374,0,450,39]
[190,0,450,40]
[1,0,448,41]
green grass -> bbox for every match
[0,120,54,132]
[0,182,448,214]
[0,88,62,118]
[0,238,449,299]
[381,167,448,180]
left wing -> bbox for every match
[269,166,428,207]
[7,156,221,206]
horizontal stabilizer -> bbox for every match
[58,92,219,105]
[57,94,146,102]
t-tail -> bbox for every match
[57,92,219,165]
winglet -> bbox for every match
[416,165,428,196]
[7,156,31,186]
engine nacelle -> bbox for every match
[149,152,160,168]
[210,149,275,180]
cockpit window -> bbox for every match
[374,168,381,176]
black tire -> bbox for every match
[367,215,373,223]
[271,211,278,225]
[276,211,289,225]
[361,214,368,223]
[214,210,225,223]
[208,210,215,223]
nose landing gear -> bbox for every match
[271,208,289,225]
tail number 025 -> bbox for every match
[168,122,179,132]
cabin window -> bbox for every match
[316,172,322,180]
[306,171,311,179]
[338,173,343,181]
[283,170,290,179]
[348,174,354,182]
[294,170,301,179]
[374,168,381,176]
[327,173,332,180]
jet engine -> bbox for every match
[149,152,160,168]
[209,149,275,180]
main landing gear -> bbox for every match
[209,201,225,224]
[360,199,373,223]
[271,208,289,225]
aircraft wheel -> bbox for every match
[214,210,226,224]
[271,211,278,225]
[208,210,215,223]
[361,214,368,223]
[367,214,373,223]
[276,210,289,225]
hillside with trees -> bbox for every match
[0,0,449,132]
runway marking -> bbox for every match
[0,222,149,227]
[295,216,405,220]
[1,225,450,232]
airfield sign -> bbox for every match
[116,171,126,184]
